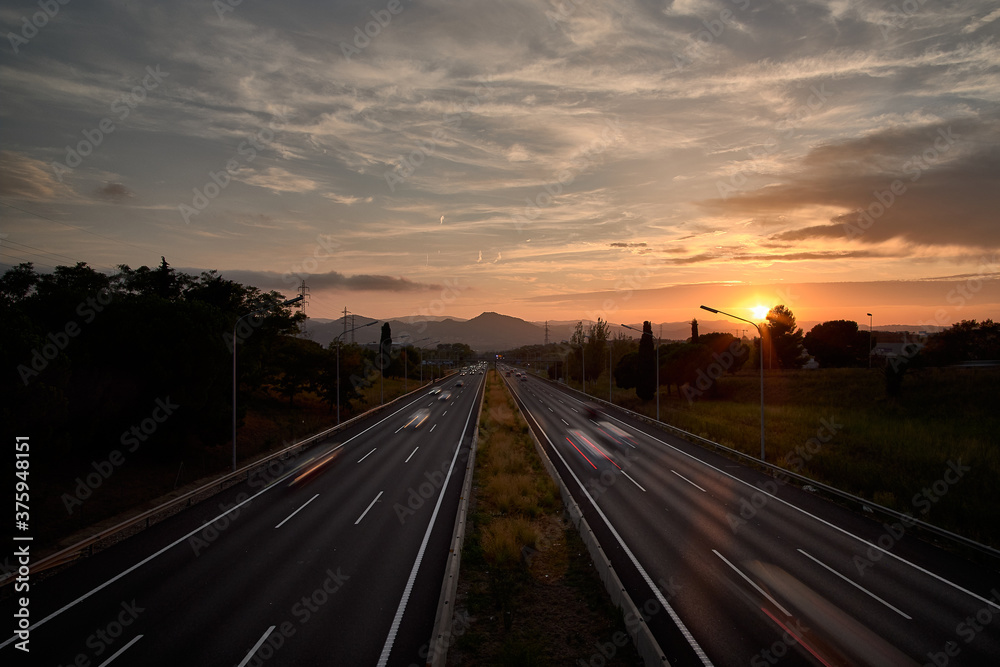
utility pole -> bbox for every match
[343,306,349,341]
[298,280,310,318]
[544,321,550,345]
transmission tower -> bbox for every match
[544,321,550,345]
[297,280,310,317]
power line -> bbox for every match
[2,238,87,266]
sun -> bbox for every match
[751,305,769,320]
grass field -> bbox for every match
[555,365,1000,548]
[449,370,642,666]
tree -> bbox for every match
[804,320,868,367]
[636,321,655,401]
[379,322,392,377]
[766,305,806,369]
[614,351,639,389]
[690,318,699,343]
[585,318,610,381]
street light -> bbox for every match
[621,323,659,422]
[334,319,378,426]
[700,305,765,462]
[232,295,303,472]
[867,313,873,368]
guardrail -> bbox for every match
[518,369,1000,563]
[1,375,455,588]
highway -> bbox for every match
[2,370,485,666]
[502,367,1000,666]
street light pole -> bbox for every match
[232,295,303,472]
[867,313,873,368]
[334,320,378,426]
[701,305,765,462]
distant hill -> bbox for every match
[299,313,946,351]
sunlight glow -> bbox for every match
[752,305,769,320]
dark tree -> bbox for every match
[614,351,639,389]
[690,318,699,343]
[636,321,656,401]
[804,320,868,367]
[766,305,806,369]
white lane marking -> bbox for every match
[237,626,276,667]
[560,418,570,426]
[586,404,1000,613]
[275,493,320,529]
[548,407,554,412]
[405,447,419,463]
[357,447,377,463]
[355,491,383,525]
[713,549,792,617]
[671,469,707,493]
[377,379,481,666]
[516,401,713,666]
[395,425,405,434]
[571,407,579,412]
[443,410,448,415]
[97,634,143,666]
[621,471,647,492]
[797,549,912,619]
[430,424,437,432]
[0,386,439,651]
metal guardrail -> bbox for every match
[519,369,1000,562]
[1,375,455,587]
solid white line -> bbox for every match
[405,446,419,463]
[430,424,437,432]
[237,626,276,667]
[275,494,319,529]
[97,634,143,666]
[798,549,912,619]
[357,447,377,463]
[713,549,792,617]
[355,491,383,525]
[559,388,1000,614]
[621,471,647,492]
[0,389,437,651]
[671,469,707,493]
[376,379,480,667]
[516,401,713,666]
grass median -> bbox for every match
[448,369,642,666]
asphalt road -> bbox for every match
[502,368,1000,667]
[2,371,485,667]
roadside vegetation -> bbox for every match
[449,370,641,666]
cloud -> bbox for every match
[321,192,373,205]
[216,269,442,292]
[704,117,1000,249]
[96,182,134,202]
[237,167,321,194]
[0,151,75,201]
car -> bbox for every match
[404,408,431,429]
[438,391,452,401]
[455,380,464,387]
[429,388,441,395]
[519,375,528,381]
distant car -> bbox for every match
[515,372,521,377]
[455,380,464,387]
[438,391,452,401]
[429,388,441,395]
[519,375,528,381]
[584,402,601,420]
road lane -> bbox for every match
[2,371,486,666]
[503,370,1000,666]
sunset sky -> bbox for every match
[2,0,998,328]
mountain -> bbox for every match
[299,311,544,351]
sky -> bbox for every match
[1,0,999,329]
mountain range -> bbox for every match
[298,312,942,352]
